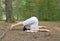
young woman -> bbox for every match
[10,16,50,32]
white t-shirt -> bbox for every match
[23,16,38,28]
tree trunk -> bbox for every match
[5,0,15,22]
[0,0,2,20]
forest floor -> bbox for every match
[0,21,60,41]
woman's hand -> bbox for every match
[10,25,15,30]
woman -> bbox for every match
[10,16,50,32]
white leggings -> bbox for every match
[23,16,38,28]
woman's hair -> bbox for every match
[23,26,30,31]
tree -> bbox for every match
[5,0,15,22]
[0,0,2,20]
[36,0,59,21]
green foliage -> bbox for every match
[0,0,60,21]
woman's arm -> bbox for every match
[10,22,23,30]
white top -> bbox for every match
[23,16,38,28]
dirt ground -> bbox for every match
[0,21,60,41]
